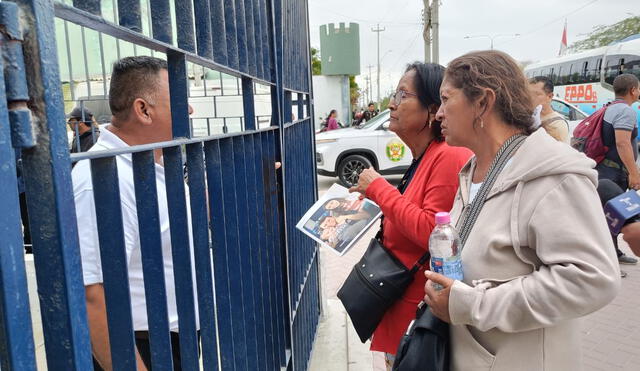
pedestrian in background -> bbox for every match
[528,76,569,143]
[67,106,100,153]
[350,62,472,370]
[325,109,339,131]
[356,102,379,124]
[595,73,640,266]
[424,50,620,371]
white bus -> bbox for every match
[524,34,640,131]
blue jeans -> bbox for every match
[596,162,628,191]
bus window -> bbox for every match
[628,56,640,79]
[581,61,588,83]
[556,66,562,84]
[596,58,603,81]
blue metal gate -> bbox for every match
[0,0,319,369]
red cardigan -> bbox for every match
[365,140,472,354]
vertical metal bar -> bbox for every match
[117,0,142,32]
[163,145,200,371]
[254,133,276,370]
[243,0,257,77]
[167,51,191,139]
[98,33,108,97]
[231,136,259,371]
[209,0,228,65]
[297,93,303,121]
[15,0,93,369]
[235,0,248,73]
[252,0,264,79]
[244,134,267,370]
[0,41,36,371]
[217,137,249,370]
[80,27,92,97]
[223,0,239,70]
[173,0,196,52]
[284,90,292,123]
[90,157,137,370]
[193,0,213,58]
[149,0,173,44]
[131,151,174,371]
[259,0,271,82]
[203,140,235,371]
[242,77,256,130]
[185,142,219,371]
[63,20,76,101]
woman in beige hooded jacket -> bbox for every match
[423,50,621,371]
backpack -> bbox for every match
[571,101,623,163]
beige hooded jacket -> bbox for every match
[448,129,621,371]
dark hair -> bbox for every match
[529,76,554,95]
[326,109,337,121]
[613,73,640,96]
[109,56,168,120]
[368,102,375,107]
[445,50,534,134]
[405,62,446,142]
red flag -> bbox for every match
[559,20,568,56]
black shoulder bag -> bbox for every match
[392,134,527,371]
[337,152,430,343]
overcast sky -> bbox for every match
[308,0,638,103]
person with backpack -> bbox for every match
[596,73,640,265]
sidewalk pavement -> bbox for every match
[309,222,640,371]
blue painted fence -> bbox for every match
[0,0,319,369]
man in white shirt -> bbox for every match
[72,56,197,370]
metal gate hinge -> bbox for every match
[0,1,35,149]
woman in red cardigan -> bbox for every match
[351,62,472,368]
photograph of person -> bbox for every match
[297,185,382,255]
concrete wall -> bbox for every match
[312,75,350,128]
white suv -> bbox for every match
[315,110,412,187]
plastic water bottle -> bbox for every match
[429,212,463,290]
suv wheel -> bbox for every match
[337,154,373,187]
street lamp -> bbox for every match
[464,33,520,50]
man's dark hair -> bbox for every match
[613,73,640,97]
[368,102,375,107]
[529,76,554,95]
[109,56,168,120]
[405,61,446,142]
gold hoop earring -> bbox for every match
[428,120,433,129]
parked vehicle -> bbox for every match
[315,110,411,187]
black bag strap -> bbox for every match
[456,134,527,248]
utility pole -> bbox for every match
[366,65,374,104]
[432,0,439,63]
[372,24,385,109]
[423,0,431,63]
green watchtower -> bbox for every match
[319,23,361,76]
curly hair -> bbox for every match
[445,50,534,134]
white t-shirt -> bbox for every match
[469,182,482,203]
[72,126,199,332]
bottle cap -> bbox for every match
[435,212,450,225]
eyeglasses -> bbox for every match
[391,89,417,106]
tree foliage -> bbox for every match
[349,75,360,105]
[311,47,321,75]
[569,16,640,52]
